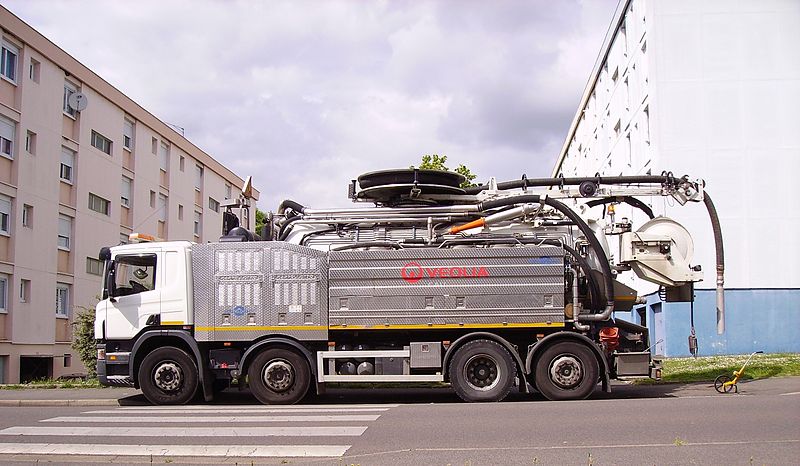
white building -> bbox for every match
[553,0,799,356]
[0,6,258,383]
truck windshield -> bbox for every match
[111,254,157,297]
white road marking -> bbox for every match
[0,443,351,457]
[0,426,367,437]
[115,403,399,410]
[87,407,390,414]
[43,414,381,423]
[779,391,800,396]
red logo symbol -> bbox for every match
[401,262,489,283]
[401,262,424,284]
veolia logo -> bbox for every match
[400,262,424,284]
[401,262,490,283]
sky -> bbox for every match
[4,0,619,209]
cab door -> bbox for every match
[105,251,161,339]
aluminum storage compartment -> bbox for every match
[327,246,565,329]
[192,242,328,342]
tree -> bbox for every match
[256,208,267,237]
[72,304,97,378]
[414,154,478,188]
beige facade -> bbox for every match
[0,7,258,383]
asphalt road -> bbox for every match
[0,378,798,465]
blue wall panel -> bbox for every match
[616,289,800,357]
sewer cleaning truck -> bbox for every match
[95,168,724,405]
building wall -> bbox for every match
[554,0,800,355]
[0,6,257,383]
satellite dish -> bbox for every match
[68,92,88,112]
[636,217,695,263]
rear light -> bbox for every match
[97,348,106,360]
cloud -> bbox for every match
[4,0,618,209]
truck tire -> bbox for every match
[534,341,599,401]
[138,347,199,405]
[449,339,515,402]
[248,348,310,405]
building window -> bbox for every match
[179,156,185,172]
[25,130,36,155]
[86,257,103,276]
[151,137,158,154]
[1,40,18,83]
[123,119,134,150]
[19,279,30,303]
[0,195,10,235]
[194,164,203,190]
[0,115,15,159]
[22,204,32,228]
[91,130,112,155]
[208,197,219,213]
[0,274,7,313]
[158,194,168,222]
[193,211,202,237]
[159,142,169,171]
[121,176,132,207]
[178,204,184,221]
[225,184,232,199]
[60,147,75,183]
[29,58,40,83]
[88,193,110,216]
[56,283,70,318]
[63,81,78,117]
[149,190,156,208]
[58,214,72,250]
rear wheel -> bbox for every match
[534,341,599,401]
[449,339,515,402]
[138,347,199,405]
[248,348,310,405]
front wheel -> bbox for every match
[714,374,735,393]
[248,348,310,405]
[534,341,599,401]
[138,347,199,405]
[449,339,516,402]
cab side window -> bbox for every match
[113,254,157,297]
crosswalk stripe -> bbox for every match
[43,415,381,423]
[116,403,400,410]
[0,443,351,457]
[87,407,390,414]
[0,426,367,437]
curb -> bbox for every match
[0,399,122,407]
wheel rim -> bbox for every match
[153,361,183,392]
[549,354,584,389]
[463,354,501,391]
[263,359,294,392]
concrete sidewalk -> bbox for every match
[0,387,141,406]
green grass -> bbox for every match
[0,378,101,390]
[660,353,800,383]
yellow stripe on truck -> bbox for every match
[196,322,563,332]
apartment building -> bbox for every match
[0,7,258,383]
[553,0,799,356]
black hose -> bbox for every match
[540,240,602,312]
[585,196,655,219]
[478,195,615,323]
[277,199,306,216]
[703,192,725,334]
[464,174,678,195]
[332,242,403,251]
[278,216,302,241]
